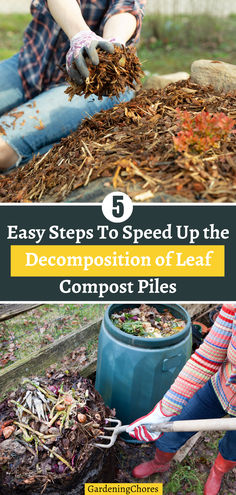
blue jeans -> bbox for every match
[0,54,134,167]
[156,380,236,461]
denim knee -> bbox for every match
[156,381,226,453]
[219,430,236,461]
[0,54,25,115]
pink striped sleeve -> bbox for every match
[160,305,235,416]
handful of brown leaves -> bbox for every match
[64,45,144,100]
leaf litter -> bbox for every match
[0,372,114,493]
[0,80,235,203]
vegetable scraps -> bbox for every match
[0,371,113,492]
[111,304,186,338]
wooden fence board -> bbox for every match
[0,319,101,395]
[174,432,202,462]
[182,304,215,320]
[80,358,98,379]
[0,304,41,322]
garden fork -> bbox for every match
[94,417,236,448]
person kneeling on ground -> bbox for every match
[0,0,145,171]
[127,304,236,495]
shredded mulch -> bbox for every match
[64,45,143,100]
[0,79,236,203]
[0,372,114,494]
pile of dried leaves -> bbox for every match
[0,372,114,494]
[0,80,236,203]
[64,46,143,100]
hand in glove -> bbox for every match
[66,30,123,84]
[126,403,174,442]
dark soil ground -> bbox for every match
[114,433,236,494]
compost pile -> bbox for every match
[64,45,143,100]
[111,304,186,338]
[0,79,236,203]
[0,371,112,494]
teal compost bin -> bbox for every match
[95,304,191,432]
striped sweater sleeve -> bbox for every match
[160,305,235,416]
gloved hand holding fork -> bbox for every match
[126,402,174,442]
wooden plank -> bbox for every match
[0,304,41,322]
[0,319,101,395]
[80,358,97,378]
[174,432,202,462]
[182,304,215,320]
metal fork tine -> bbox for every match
[94,417,125,448]
[105,418,121,424]
[98,435,113,440]
[94,442,113,448]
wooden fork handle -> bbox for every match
[148,417,236,433]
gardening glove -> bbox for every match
[126,403,173,442]
[66,30,117,84]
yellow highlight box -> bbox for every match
[11,245,224,277]
[85,484,163,495]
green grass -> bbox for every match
[0,12,236,75]
[138,13,236,74]
[140,13,236,49]
[164,463,203,494]
[138,44,235,74]
[0,13,31,59]
[161,431,227,495]
[0,304,105,369]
